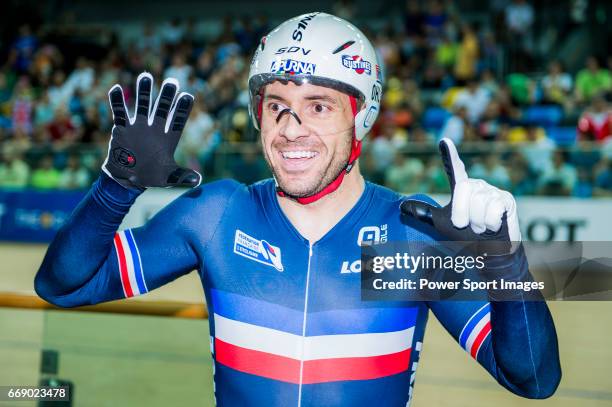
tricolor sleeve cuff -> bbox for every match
[113,229,148,298]
[458,303,492,360]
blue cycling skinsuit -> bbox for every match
[35,173,561,406]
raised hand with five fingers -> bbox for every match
[102,72,201,190]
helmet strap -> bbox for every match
[276,95,361,204]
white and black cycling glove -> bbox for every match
[401,138,521,254]
[102,72,201,190]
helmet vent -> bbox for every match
[332,40,355,54]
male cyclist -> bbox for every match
[35,12,560,406]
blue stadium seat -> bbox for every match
[0,116,11,129]
[523,105,563,126]
[546,126,577,146]
[422,107,451,131]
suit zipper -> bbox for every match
[297,242,313,407]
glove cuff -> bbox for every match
[96,171,144,211]
[481,244,542,301]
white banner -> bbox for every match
[121,190,612,242]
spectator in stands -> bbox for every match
[538,150,577,196]
[454,24,479,82]
[184,71,207,98]
[160,18,185,45]
[453,78,491,124]
[423,155,449,193]
[138,22,163,52]
[81,105,102,144]
[361,151,384,185]
[506,71,536,105]
[5,128,32,154]
[520,124,555,174]
[573,167,593,198]
[411,125,435,145]
[47,70,69,109]
[403,0,425,38]
[575,56,612,103]
[594,159,612,196]
[435,34,458,71]
[507,151,537,196]
[385,151,425,193]
[216,26,242,66]
[176,100,219,173]
[8,25,37,74]
[423,0,447,46]
[34,90,55,128]
[234,16,258,54]
[30,155,60,190]
[195,48,215,81]
[47,106,76,143]
[480,69,500,97]
[403,79,424,118]
[495,84,522,122]
[58,154,91,190]
[478,100,502,141]
[469,153,511,190]
[440,105,469,145]
[11,76,34,135]
[229,144,267,185]
[374,31,401,70]
[31,44,63,86]
[164,53,192,90]
[541,60,573,106]
[370,130,395,180]
[333,0,356,21]
[0,145,30,189]
[505,0,534,34]
[63,58,94,99]
[419,62,448,90]
[504,0,534,71]
[479,31,499,73]
[68,89,86,123]
[0,71,13,108]
[578,93,611,142]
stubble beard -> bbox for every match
[263,132,353,198]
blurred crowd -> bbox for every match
[0,0,611,196]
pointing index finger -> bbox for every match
[439,138,468,195]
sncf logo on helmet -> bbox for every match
[292,12,319,41]
[270,59,316,75]
[341,55,372,75]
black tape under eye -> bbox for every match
[276,108,302,125]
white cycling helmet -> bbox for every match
[248,12,382,141]
[247,12,383,203]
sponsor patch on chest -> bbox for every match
[233,229,284,271]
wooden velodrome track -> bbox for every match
[0,243,611,407]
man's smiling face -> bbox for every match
[259,81,355,198]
